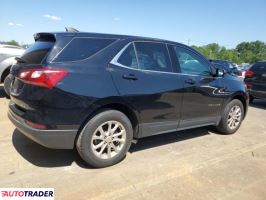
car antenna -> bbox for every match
[65,27,79,32]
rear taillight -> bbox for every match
[245,70,254,77]
[18,68,68,89]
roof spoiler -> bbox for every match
[34,33,56,42]
[65,27,79,32]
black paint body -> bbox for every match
[8,32,249,149]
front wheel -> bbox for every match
[216,99,244,134]
[76,110,133,168]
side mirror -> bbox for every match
[216,68,225,77]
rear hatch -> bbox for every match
[10,33,70,96]
[10,32,117,111]
[9,33,73,113]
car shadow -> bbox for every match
[12,129,93,169]
[250,100,266,110]
[129,127,209,153]
[12,127,210,168]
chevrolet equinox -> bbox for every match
[8,30,249,167]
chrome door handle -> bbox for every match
[185,79,195,84]
[122,74,138,80]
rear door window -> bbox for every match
[117,44,138,69]
[134,42,172,72]
[52,38,116,62]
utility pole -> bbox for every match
[187,39,191,46]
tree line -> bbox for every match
[1,40,266,64]
[0,40,29,49]
[192,40,266,64]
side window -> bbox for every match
[174,46,210,76]
[134,42,172,72]
[53,38,115,62]
[117,44,138,69]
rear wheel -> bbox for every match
[76,110,133,168]
[216,99,244,134]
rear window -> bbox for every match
[21,41,54,64]
[52,38,116,62]
[250,62,266,72]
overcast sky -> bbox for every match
[1,0,266,48]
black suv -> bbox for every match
[8,31,248,167]
[245,61,266,102]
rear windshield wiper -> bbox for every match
[15,57,27,63]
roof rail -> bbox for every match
[65,27,79,32]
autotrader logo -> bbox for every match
[0,188,54,199]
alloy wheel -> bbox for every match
[91,121,126,159]
[227,105,242,130]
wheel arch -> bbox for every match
[230,92,248,119]
[75,100,141,145]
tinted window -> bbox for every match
[134,42,172,72]
[174,46,210,76]
[46,37,72,62]
[117,44,138,69]
[21,41,54,64]
[53,38,115,62]
[250,62,266,72]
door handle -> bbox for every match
[122,74,138,80]
[185,79,195,84]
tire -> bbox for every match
[216,99,244,134]
[3,74,13,98]
[76,110,133,168]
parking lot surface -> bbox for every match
[1,85,266,200]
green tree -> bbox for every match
[192,40,266,64]
[1,40,20,46]
[236,41,266,63]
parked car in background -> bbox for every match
[209,59,245,80]
[0,44,25,96]
[238,64,252,80]
[238,64,251,72]
[8,31,248,167]
[239,63,251,70]
[244,61,266,103]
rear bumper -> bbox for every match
[8,108,78,149]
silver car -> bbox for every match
[0,44,24,95]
